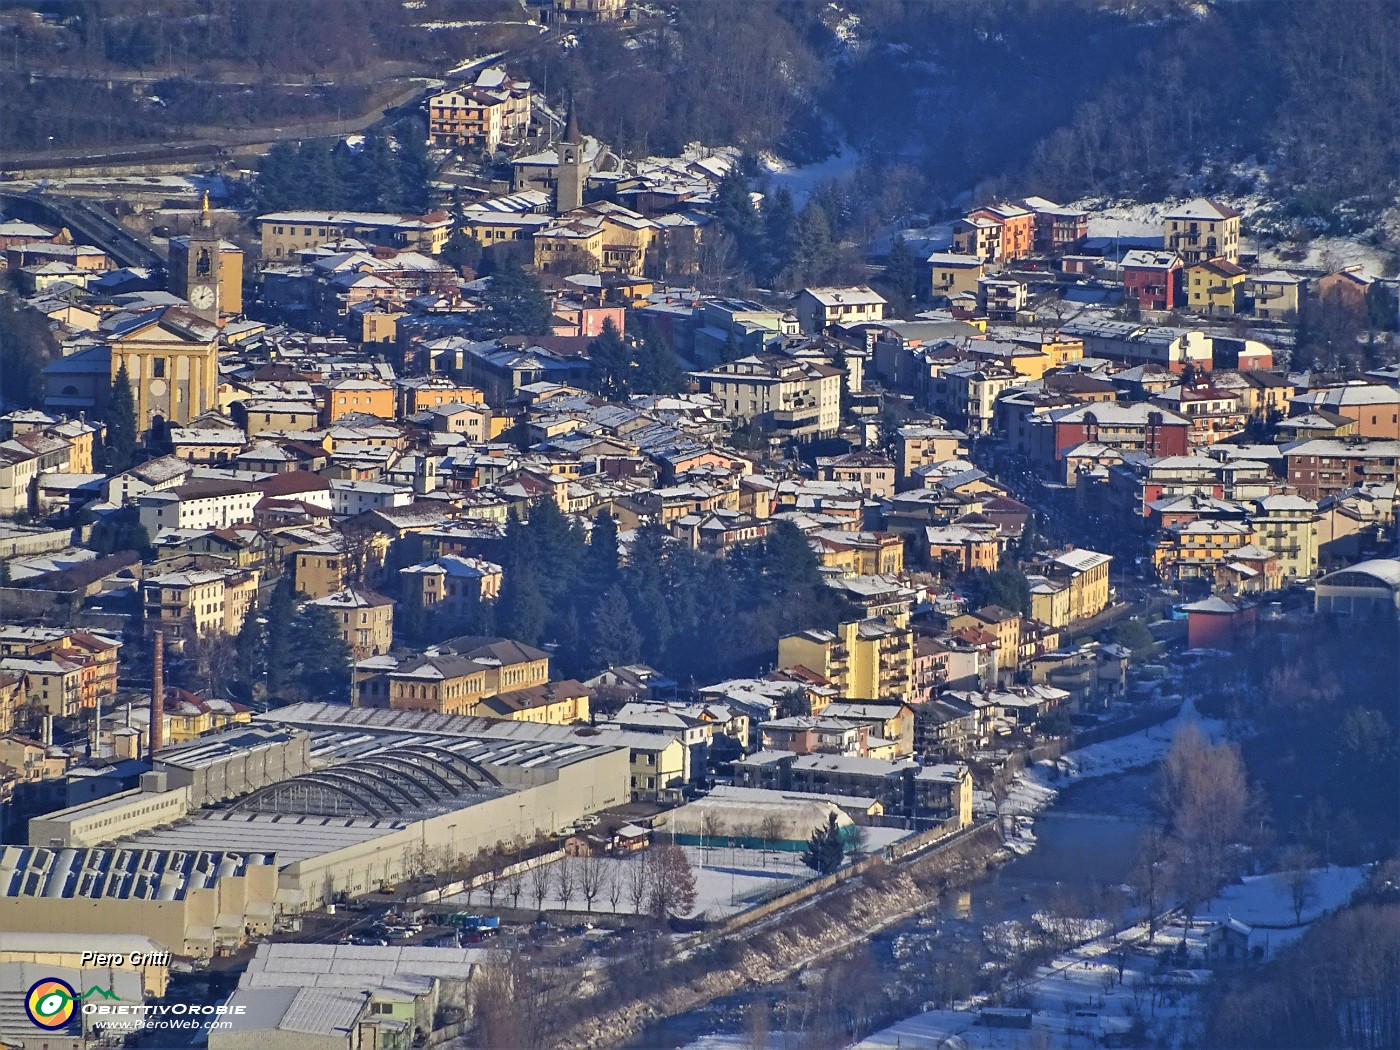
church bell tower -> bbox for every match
[182,192,221,323]
[555,100,585,215]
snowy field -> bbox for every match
[453,830,912,919]
[449,845,817,919]
[761,149,863,207]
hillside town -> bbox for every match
[0,11,1398,1048]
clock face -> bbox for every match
[190,286,216,310]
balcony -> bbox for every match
[769,405,821,429]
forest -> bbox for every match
[397,501,856,687]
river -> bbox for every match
[627,769,1157,1050]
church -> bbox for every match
[45,197,226,431]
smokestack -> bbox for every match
[150,631,165,760]
[41,713,52,747]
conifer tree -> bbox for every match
[263,576,298,697]
[586,319,632,399]
[632,320,686,394]
[291,602,352,700]
[760,184,798,287]
[711,168,762,273]
[883,235,920,310]
[792,201,835,286]
[104,364,138,473]
[477,260,552,336]
[802,813,846,875]
[590,585,642,670]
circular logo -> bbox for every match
[26,978,77,1030]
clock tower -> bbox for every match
[178,193,221,323]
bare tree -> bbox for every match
[555,857,577,911]
[699,812,722,865]
[578,853,607,912]
[1131,824,1171,943]
[647,844,697,918]
[502,868,525,910]
[758,815,784,866]
[1279,845,1321,925]
[472,945,551,1050]
[528,862,553,912]
[606,864,623,913]
[1157,723,1251,933]
[747,998,770,1050]
[625,853,650,914]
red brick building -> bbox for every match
[1122,250,1183,311]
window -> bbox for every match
[153,358,166,378]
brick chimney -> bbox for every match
[150,630,164,760]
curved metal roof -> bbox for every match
[228,745,502,819]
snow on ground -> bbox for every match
[761,148,863,207]
[1209,865,1366,941]
[1072,195,1393,274]
[984,697,1228,834]
[881,223,953,257]
[449,845,819,919]
[1249,235,1391,276]
[854,862,1365,1049]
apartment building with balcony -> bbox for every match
[1163,198,1241,265]
[690,355,843,442]
[427,69,532,153]
[141,567,259,649]
[777,614,915,703]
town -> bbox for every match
[0,2,1397,1049]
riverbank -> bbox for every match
[572,822,1007,1049]
[645,705,1219,1050]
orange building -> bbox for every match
[967,202,1036,262]
[324,378,395,421]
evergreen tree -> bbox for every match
[290,602,351,700]
[104,364,138,473]
[0,291,63,407]
[586,319,632,399]
[392,117,433,213]
[233,602,264,700]
[296,140,345,211]
[476,260,553,336]
[624,521,674,666]
[441,228,483,275]
[581,511,621,601]
[759,184,798,287]
[711,168,762,273]
[632,318,685,394]
[88,507,150,554]
[984,565,1032,615]
[253,142,303,211]
[498,567,549,646]
[802,813,846,875]
[883,235,920,310]
[792,201,835,287]
[590,585,642,670]
[264,576,299,697]
[758,519,825,597]
[353,131,402,212]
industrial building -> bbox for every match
[1,703,635,956]
[0,844,278,958]
[212,943,487,1050]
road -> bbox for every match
[0,78,431,176]
[0,188,167,269]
